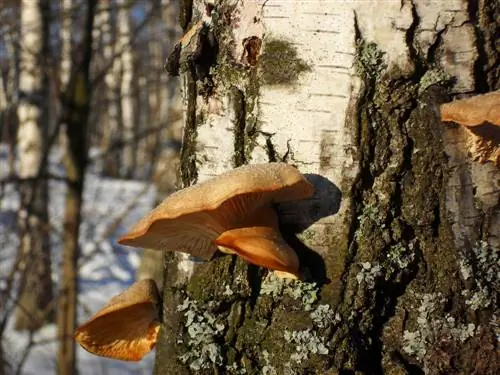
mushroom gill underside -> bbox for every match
[215,225,300,279]
[74,303,160,361]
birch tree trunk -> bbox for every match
[57,1,95,374]
[155,1,499,374]
[117,0,135,178]
[14,0,54,332]
[60,0,72,89]
[1,5,20,176]
[101,2,121,176]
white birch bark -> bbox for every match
[117,0,135,177]
[60,0,72,89]
[156,0,498,373]
[18,2,44,179]
[101,2,121,175]
[15,0,53,331]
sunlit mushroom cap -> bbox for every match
[440,91,500,127]
[118,163,314,259]
[215,226,300,278]
[74,279,160,361]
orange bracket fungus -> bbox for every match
[440,91,500,166]
[118,163,315,279]
[440,91,500,127]
[74,279,160,361]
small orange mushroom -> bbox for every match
[440,91,500,166]
[118,163,314,278]
[74,279,160,361]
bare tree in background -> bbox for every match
[14,0,54,332]
[100,1,121,177]
[0,2,20,176]
[136,0,182,289]
[117,0,136,178]
[57,1,96,374]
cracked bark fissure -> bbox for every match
[155,1,499,374]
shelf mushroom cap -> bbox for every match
[74,279,160,361]
[440,91,500,127]
[118,163,314,260]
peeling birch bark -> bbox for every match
[155,1,499,373]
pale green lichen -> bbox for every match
[354,40,387,79]
[223,284,234,296]
[418,68,453,94]
[296,229,316,244]
[402,293,478,361]
[382,242,416,279]
[310,304,340,329]
[458,240,498,311]
[356,261,382,289]
[462,286,491,311]
[177,297,225,370]
[261,350,277,375]
[260,273,319,311]
[354,203,385,241]
[284,329,329,363]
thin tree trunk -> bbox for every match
[2,6,20,176]
[101,1,121,177]
[57,1,95,374]
[155,1,499,374]
[117,0,135,178]
[14,0,54,332]
[60,0,72,89]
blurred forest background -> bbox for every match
[0,1,182,374]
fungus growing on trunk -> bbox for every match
[74,279,160,361]
[441,91,500,166]
[118,163,314,278]
[440,91,500,126]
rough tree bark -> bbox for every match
[155,1,499,374]
[14,0,54,331]
[57,1,95,374]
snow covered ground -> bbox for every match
[0,144,158,374]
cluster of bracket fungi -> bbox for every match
[74,162,315,361]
